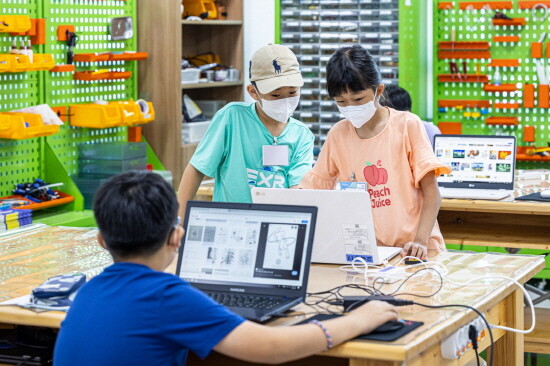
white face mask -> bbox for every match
[257,94,300,123]
[337,92,379,128]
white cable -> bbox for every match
[532,3,549,22]
[445,275,536,334]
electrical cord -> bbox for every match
[469,324,481,366]
[413,302,493,366]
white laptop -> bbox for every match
[434,134,516,200]
[251,188,401,265]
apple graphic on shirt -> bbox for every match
[363,160,388,186]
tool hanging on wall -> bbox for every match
[65,30,78,65]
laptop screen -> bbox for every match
[434,134,516,190]
[177,202,315,292]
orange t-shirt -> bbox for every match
[300,108,451,250]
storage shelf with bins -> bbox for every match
[139,0,244,186]
[280,0,400,155]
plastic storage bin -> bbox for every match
[78,142,146,160]
[78,157,147,175]
[70,103,122,128]
[182,121,210,144]
[0,113,59,140]
[182,69,200,84]
[72,176,110,209]
[195,100,226,119]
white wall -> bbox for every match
[243,0,276,102]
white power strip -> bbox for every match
[441,316,487,360]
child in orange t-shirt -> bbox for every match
[300,45,451,260]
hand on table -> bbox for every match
[400,241,428,260]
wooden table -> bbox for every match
[438,171,550,252]
[0,227,542,366]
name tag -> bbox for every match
[336,181,368,191]
[263,145,289,166]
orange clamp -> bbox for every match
[487,59,519,67]
[438,74,489,83]
[459,1,512,9]
[438,122,463,135]
[524,84,535,108]
[492,18,526,26]
[494,103,520,109]
[523,126,536,143]
[519,1,550,8]
[438,100,491,108]
[531,42,543,58]
[57,25,75,42]
[492,36,520,42]
[438,41,490,50]
[485,117,519,125]
[483,84,517,92]
[540,85,549,108]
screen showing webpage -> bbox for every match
[435,136,515,184]
[179,206,312,289]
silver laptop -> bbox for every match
[176,201,317,322]
[252,188,401,265]
[434,135,516,200]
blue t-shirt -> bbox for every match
[54,263,245,366]
[190,102,315,203]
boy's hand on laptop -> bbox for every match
[400,241,428,260]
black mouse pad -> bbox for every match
[298,314,423,342]
[515,193,550,202]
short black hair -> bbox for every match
[93,171,178,259]
[326,45,382,98]
[381,85,412,111]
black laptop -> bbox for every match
[176,201,317,322]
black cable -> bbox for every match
[414,302,493,366]
[386,267,444,298]
[469,324,481,366]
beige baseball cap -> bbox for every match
[249,44,304,94]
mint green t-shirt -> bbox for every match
[190,102,314,203]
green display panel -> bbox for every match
[43,0,137,176]
[433,0,550,169]
[0,1,43,196]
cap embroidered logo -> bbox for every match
[273,58,281,74]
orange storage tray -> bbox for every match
[493,36,520,42]
[6,191,74,211]
[438,2,454,9]
[487,59,519,67]
[438,50,491,59]
[74,71,132,81]
[459,1,512,9]
[483,84,517,92]
[438,41,490,50]
[110,52,149,61]
[438,100,491,108]
[516,154,550,162]
[492,18,526,26]
[494,103,520,109]
[485,117,519,125]
[519,1,550,9]
[438,74,488,83]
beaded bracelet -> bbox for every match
[309,319,334,350]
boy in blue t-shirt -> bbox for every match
[178,44,315,216]
[54,171,397,366]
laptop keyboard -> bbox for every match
[206,292,287,310]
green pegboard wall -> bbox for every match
[0,0,43,196]
[43,0,137,176]
[433,0,550,169]
[1,0,142,199]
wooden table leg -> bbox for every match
[493,288,524,366]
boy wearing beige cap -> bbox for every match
[178,44,314,216]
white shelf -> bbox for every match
[181,81,243,89]
[181,20,243,25]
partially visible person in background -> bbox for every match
[381,85,441,147]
